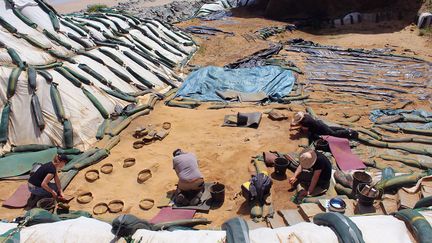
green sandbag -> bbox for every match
[12,144,53,153]
[357,128,381,140]
[103,88,137,102]
[394,209,432,243]
[335,183,354,199]
[381,167,395,181]
[386,143,430,156]
[375,172,427,192]
[109,117,132,136]
[24,208,60,226]
[154,50,176,68]
[133,48,161,67]
[379,154,432,169]
[43,29,72,50]
[82,88,109,119]
[37,70,53,83]
[0,227,20,242]
[106,65,132,84]
[103,135,120,151]
[48,11,60,31]
[129,109,150,120]
[131,35,154,51]
[63,119,74,149]
[78,64,110,86]
[414,196,432,209]
[313,212,365,243]
[76,50,105,65]
[0,16,17,33]
[48,50,76,63]
[50,83,65,121]
[0,102,11,144]
[96,119,110,140]
[28,67,37,91]
[57,148,81,155]
[374,124,399,132]
[20,34,49,50]
[402,128,432,136]
[124,105,149,116]
[59,169,78,190]
[60,19,87,36]
[12,8,37,28]
[57,210,92,220]
[63,67,91,85]
[7,67,22,99]
[66,33,92,48]
[68,148,109,170]
[7,48,24,68]
[357,135,388,147]
[34,62,63,70]
[123,50,150,70]
[62,148,99,171]
[125,66,154,88]
[0,148,57,178]
[54,67,82,88]
[32,94,46,130]
[99,48,124,66]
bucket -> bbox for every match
[210,183,225,204]
[352,171,372,198]
[357,183,381,206]
[314,139,330,152]
[274,157,289,175]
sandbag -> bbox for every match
[37,70,53,83]
[99,48,124,66]
[82,88,109,119]
[106,65,132,84]
[108,117,132,136]
[50,83,65,121]
[28,67,37,91]
[57,148,82,155]
[67,148,109,170]
[103,135,120,151]
[96,119,110,140]
[43,29,72,50]
[111,214,153,238]
[11,144,53,153]
[376,172,428,192]
[77,51,105,65]
[63,66,91,85]
[125,66,154,88]
[124,105,149,116]
[55,67,82,88]
[60,19,87,36]
[7,67,22,99]
[414,196,432,209]
[24,209,60,227]
[31,94,46,130]
[0,102,11,144]
[78,64,110,86]
[103,88,137,103]
[313,212,365,243]
[12,8,37,28]
[63,119,74,149]
[394,209,432,243]
[222,217,250,243]
[62,148,99,171]
[0,16,17,33]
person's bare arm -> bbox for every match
[54,173,64,198]
[289,165,303,184]
[307,170,322,195]
[41,174,57,198]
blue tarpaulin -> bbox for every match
[174,66,296,102]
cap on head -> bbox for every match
[291,111,305,125]
[173,149,182,157]
[299,148,317,169]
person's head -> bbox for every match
[299,149,317,169]
[173,149,183,157]
[291,111,305,126]
[53,154,68,170]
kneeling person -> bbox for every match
[172,149,204,206]
[28,154,68,200]
[289,149,331,197]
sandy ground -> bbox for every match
[1,9,432,228]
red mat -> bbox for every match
[149,207,196,224]
[2,184,31,208]
[323,136,366,171]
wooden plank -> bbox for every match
[267,214,287,229]
[343,199,356,216]
[298,203,324,221]
[278,209,306,225]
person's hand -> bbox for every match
[51,191,58,199]
[289,177,297,185]
[59,190,65,198]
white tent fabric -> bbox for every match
[0,222,17,234]
[0,0,196,153]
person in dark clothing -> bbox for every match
[290,111,358,140]
[28,154,68,200]
[289,149,332,197]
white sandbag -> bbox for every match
[132,229,226,243]
[0,222,18,234]
[350,215,413,243]
[20,217,116,243]
[270,223,338,243]
[418,12,432,29]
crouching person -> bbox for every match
[172,149,204,206]
[289,149,331,198]
[28,154,68,201]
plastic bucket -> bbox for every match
[352,171,372,198]
[274,157,289,175]
[210,183,225,204]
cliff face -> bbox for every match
[263,0,422,20]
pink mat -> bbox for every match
[2,184,31,208]
[323,136,366,171]
[149,207,196,224]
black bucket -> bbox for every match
[210,183,225,204]
[314,139,330,152]
[274,157,289,175]
[352,171,372,198]
[357,183,380,206]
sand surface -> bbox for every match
[0,8,431,227]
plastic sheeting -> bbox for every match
[370,109,432,123]
[174,66,296,102]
